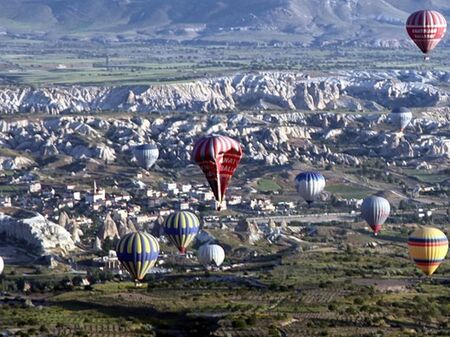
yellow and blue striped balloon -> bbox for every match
[164,211,200,254]
[408,227,448,276]
[116,231,159,281]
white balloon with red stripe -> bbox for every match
[361,196,390,235]
[192,134,243,210]
[406,10,447,55]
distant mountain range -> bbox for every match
[0,0,449,46]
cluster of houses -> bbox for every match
[0,169,368,234]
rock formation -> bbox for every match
[117,220,131,237]
[151,216,165,238]
[235,219,262,244]
[0,75,447,171]
[127,219,137,232]
[0,71,449,115]
[71,223,83,244]
[58,211,70,229]
[97,214,119,241]
[94,236,102,251]
[0,208,75,255]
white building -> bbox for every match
[0,196,12,207]
[181,184,192,193]
[228,195,242,205]
[112,194,131,202]
[250,198,275,212]
[168,188,180,197]
[277,201,295,209]
[134,214,157,225]
[29,182,42,193]
[146,189,161,198]
[178,201,190,210]
[94,250,121,272]
[159,209,172,217]
[197,191,215,202]
[163,182,177,192]
[86,181,106,205]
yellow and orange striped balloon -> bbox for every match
[408,227,448,276]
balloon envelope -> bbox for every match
[390,107,412,131]
[361,196,390,235]
[134,144,159,170]
[164,211,200,254]
[192,134,243,210]
[198,244,225,267]
[406,10,447,54]
[408,227,448,276]
[295,171,325,204]
[116,232,159,281]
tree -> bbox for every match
[398,199,407,210]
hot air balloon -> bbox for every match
[295,171,326,204]
[198,244,225,268]
[192,134,243,211]
[390,107,413,132]
[361,196,390,235]
[406,10,447,58]
[134,144,159,170]
[116,231,159,282]
[408,227,448,276]
[0,256,4,275]
[164,211,200,254]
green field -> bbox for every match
[257,178,282,192]
[1,220,450,336]
[402,169,449,184]
[325,184,371,200]
[1,43,450,86]
[0,184,27,193]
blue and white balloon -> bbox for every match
[295,171,326,204]
[390,107,412,132]
[134,144,159,170]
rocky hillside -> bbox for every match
[0,108,448,170]
[0,70,449,114]
[0,0,449,46]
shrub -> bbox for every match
[232,319,247,329]
[246,315,257,326]
[268,326,281,337]
[354,297,364,305]
[39,325,49,333]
